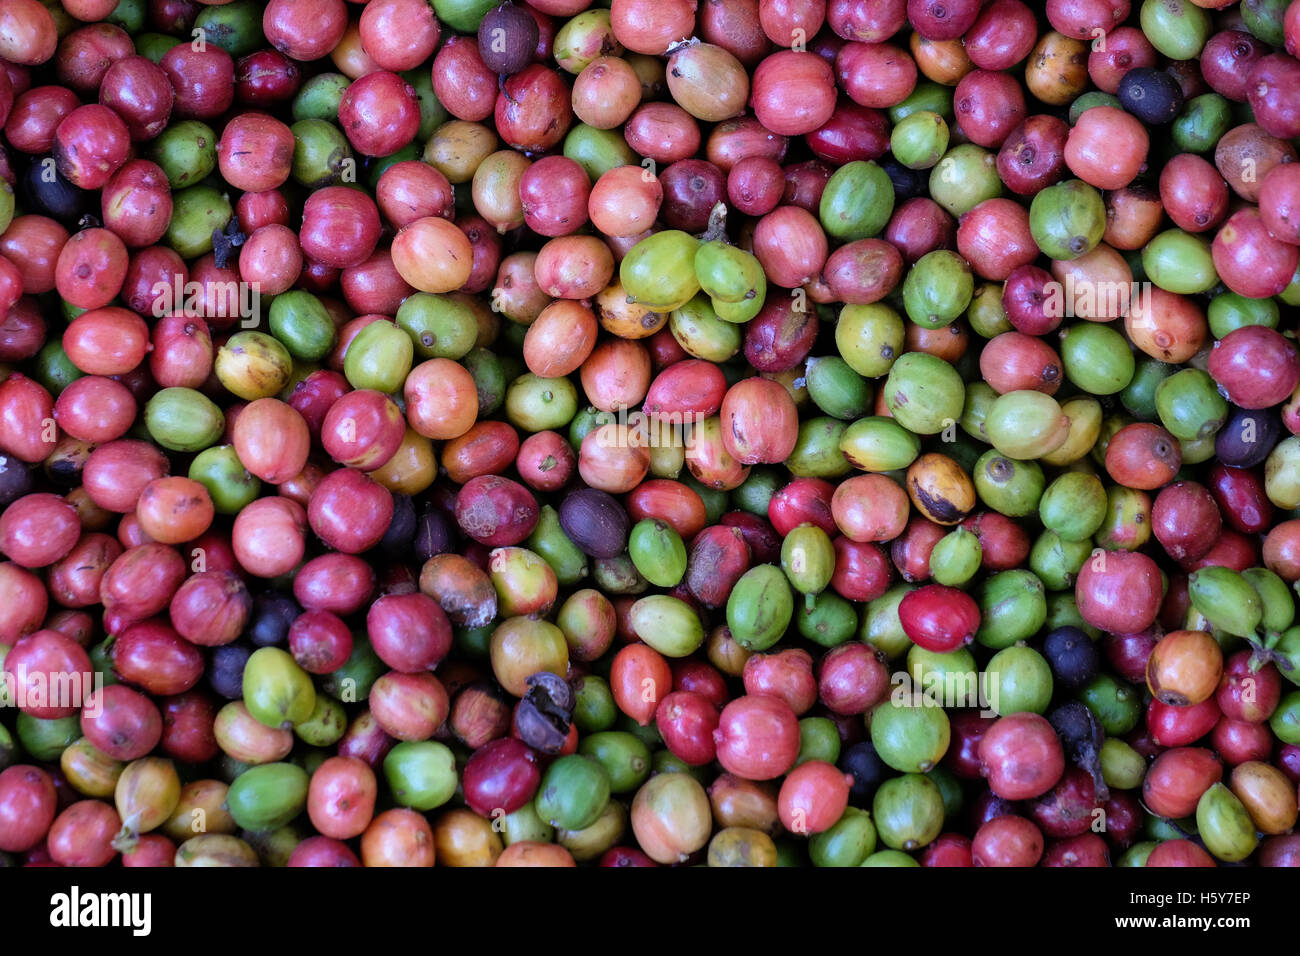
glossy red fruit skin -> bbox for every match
[53,104,130,189]
[1064,105,1148,190]
[1259,163,1300,245]
[1211,716,1273,765]
[1147,696,1221,748]
[1181,528,1258,575]
[777,761,852,835]
[168,570,251,647]
[1216,650,1279,723]
[80,684,162,761]
[494,64,572,153]
[110,618,204,695]
[898,584,980,652]
[461,737,540,817]
[996,115,1069,196]
[1151,481,1221,562]
[100,543,188,627]
[953,70,1026,149]
[454,475,539,548]
[47,799,121,867]
[234,50,300,107]
[768,478,836,537]
[2,630,94,719]
[719,377,799,465]
[81,436,170,514]
[978,712,1065,801]
[655,691,720,766]
[1146,839,1216,867]
[969,790,1017,830]
[956,199,1037,280]
[921,833,974,867]
[308,468,394,555]
[293,553,375,617]
[1103,629,1159,685]
[979,331,1063,396]
[718,512,780,566]
[1041,833,1109,867]
[337,711,395,769]
[1159,153,1229,235]
[744,299,820,373]
[830,538,892,602]
[965,0,1036,71]
[670,659,729,711]
[944,711,995,780]
[681,528,748,609]
[288,609,354,675]
[47,533,123,608]
[337,71,420,157]
[1074,548,1162,635]
[891,516,945,583]
[321,389,405,472]
[1101,790,1142,850]
[288,836,361,867]
[299,187,382,271]
[962,512,1030,570]
[0,766,57,853]
[1258,835,1300,868]
[1105,422,1181,490]
[0,492,80,568]
[1246,53,1300,140]
[306,757,377,841]
[433,38,496,123]
[712,694,800,781]
[159,689,219,764]
[1142,747,1222,818]
[1001,264,1062,336]
[808,103,891,166]
[1201,31,1266,102]
[884,196,954,264]
[742,648,817,715]
[752,50,836,136]
[366,592,452,674]
[1208,326,1300,410]
[1206,463,1272,536]
[600,846,658,867]
[515,431,575,493]
[1277,745,1300,785]
[816,642,890,716]
[1213,208,1299,299]
[1088,26,1156,93]
[644,359,728,419]
[1027,767,1098,838]
[972,815,1044,867]
[54,375,136,442]
[368,670,450,742]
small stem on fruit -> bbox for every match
[702,202,728,244]
[498,73,517,105]
[1247,635,1291,672]
[111,818,140,855]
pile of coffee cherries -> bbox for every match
[1,0,1300,867]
